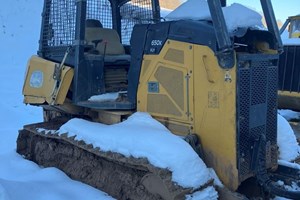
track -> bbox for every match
[16,119,213,200]
[17,119,300,199]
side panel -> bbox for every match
[23,56,74,105]
[193,45,238,190]
[138,40,240,190]
[137,40,194,135]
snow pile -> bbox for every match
[58,112,213,189]
[0,152,114,200]
[222,3,263,31]
[209,168,223,187]
[186,187,218,200]
[89,92,119,102]
[277,114,300,161]
[278,109,300,121]
[278,160,300,170]
[166,0,263,32]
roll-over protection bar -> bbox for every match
[207,0,283,69]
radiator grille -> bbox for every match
[237,54,278,180]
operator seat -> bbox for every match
[85,19,130,64]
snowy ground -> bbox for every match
[1,0,300,200]
[0,1,114,200]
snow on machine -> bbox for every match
[17,0,300,199]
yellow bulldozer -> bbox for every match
[17,0,300,199]
[280,15,300,38]
[278,15,300,112]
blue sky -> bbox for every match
[227,0,299,22]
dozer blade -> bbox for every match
[16,120,213,200]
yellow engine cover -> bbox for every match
[23,56,74,105]
[137,39,239,190]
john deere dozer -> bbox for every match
[17,0,300,199]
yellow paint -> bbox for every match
[23,56,74,105]
[291,32,300,38]
[193,45,238,190]
[137,40,239,190]
[138,40,194,124]
[255,42,278,54]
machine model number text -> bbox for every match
[151,40,162,46]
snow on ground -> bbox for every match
[0,152,114,200]
[166,0,263,32]
[278,109,300,121]
[278,159,300,170]
[277,109,300,162]
[277,114,300,161]
[186,187,218,200]
[89,92,119,102]
[58,113,213,189]
[0,1,115,200]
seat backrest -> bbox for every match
[86,19,103,28]
[85,27,125,55]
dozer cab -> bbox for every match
[17,0,300,199]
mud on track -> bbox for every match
[16,121,210,200]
